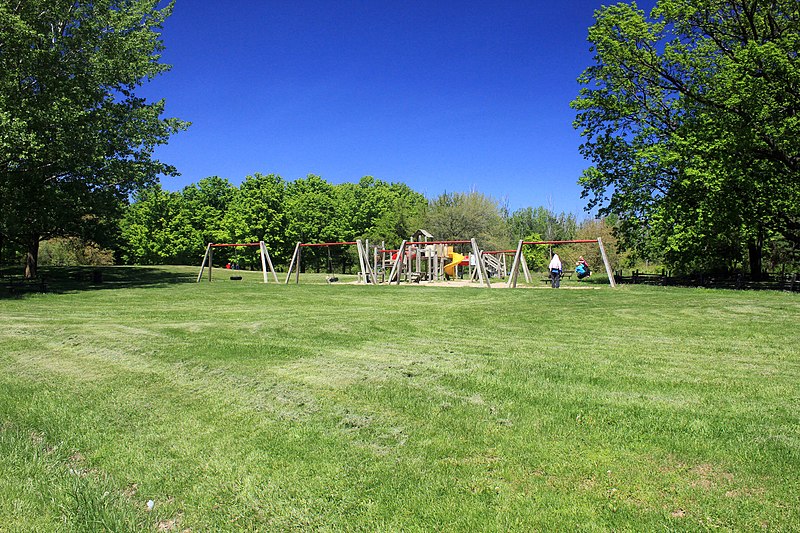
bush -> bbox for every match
[38,237,115,266]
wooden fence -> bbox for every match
[614,270,799,291]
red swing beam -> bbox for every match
[299,241,357,247]
[404,240,472,245]
[521,239,599,245]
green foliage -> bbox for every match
[114,172,652,277]
[423,191,510,250]
[221,173,287,266]
[509,206,577,242]
[0,0,188,277]
[118,185,196,264]
[116,174,427,270]
[285,174,338,244]
[562,217,624,274]
[573,0,800,277]
[38,237,115,267]
[336,177,426,247]
[521,232,549,270]
[182,176,236,246]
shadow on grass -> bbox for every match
[0,265,197,299]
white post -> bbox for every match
[260,241,280,283]
[521,253,533,283]
[471,238,491,288]
[598,237,616,287]
[197,243,211,282]
[506,240,524,288]
[374,244,380,283]
[388,240,407,284]
[259,241,269,283]
[285,242,301,284]
[356,239,375,284]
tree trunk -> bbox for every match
[24,235,40,279]
[748,235,763,281]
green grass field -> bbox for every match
[1,266,799,531]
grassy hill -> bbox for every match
[1,266,798,530]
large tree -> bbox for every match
[335,176,426,247]
[572,0,800,277]
[0,0,187,277]
[221,173,288,265]
[423,191,510,250]
[118,184,192,264]
[509,206,578,243]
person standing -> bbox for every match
[549,253,562,288]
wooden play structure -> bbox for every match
[505,238,616,288]
[197,241,279,283]
[481,249,518,279]
[382,237,491,287]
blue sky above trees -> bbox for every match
[144,1,655,215]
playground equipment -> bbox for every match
[443,251,466,278]
[285,240,375,284]
[197,241,279,283]
[505,238,616,288]
[481,250,517,279]
[197,233,617,290]
[384,237,491,287]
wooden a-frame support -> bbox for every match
[505,238,616,288]
[259,242,280,283]
[471,238,491,288]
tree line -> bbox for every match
[116,173,609,273]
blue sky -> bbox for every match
[143,1,653,216]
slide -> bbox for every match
[444,252,465,277]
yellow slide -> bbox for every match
[444,252,465,277]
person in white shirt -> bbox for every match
[549,253,563,288]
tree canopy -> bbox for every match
[423,191,509,250]
[572,0,800,276]
[0,0,187,277]
[118,174,429,272]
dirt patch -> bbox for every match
[690,463,735,491]
[156,513,183,531]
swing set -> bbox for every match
[196,236,617,288]
[196,241,279,283]
[284,240,375,284]
[505,238,616,288]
